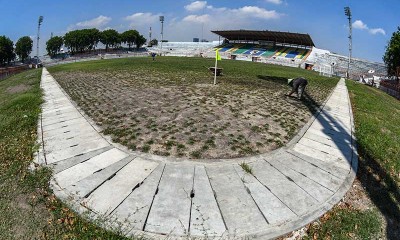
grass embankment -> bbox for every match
[0,70,128,239]
[48,57,338,159]
[305,81,400,239]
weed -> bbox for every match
[190,150,202,158]
[239,162,253,174]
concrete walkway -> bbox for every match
[35,68,357,239]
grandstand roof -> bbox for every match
[211,30,315,47]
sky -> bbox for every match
[0,0,398,63]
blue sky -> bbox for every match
[1,0,397,62]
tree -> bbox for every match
[63,28,100,54]
[149,39,158,47]
[135,34,146,49]
[46,36,63,57]
[15,36,33,62]
[100,29,120,51]
[63,30,79,53]
[383,27,400,78]
[0,36,15,65]
[121,30,137,50]
[87,28,100,50]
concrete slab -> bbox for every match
[41,109,82,123]
[190,165,226,237]
[206,165,267,234]
[111,164,165,231]
[268,159,333,202]
[42,118,92,132]
[309,120,352,136]
[44,134,105,152]
[286,150,350,179]
[303,129,351,147]
[250,160,317,216]
[83,157,159,215]
[45,138,110,164]
[65,155,136,199]
[297,138,352,162]
[51,146,114,174]
[234,165,297,225]
[42,121,96,138]
[275,151,342,191]
[145,163,194,235]
[54,148,129,188]
[293,143,351,171]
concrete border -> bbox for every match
[36,65,357,240]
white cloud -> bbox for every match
[185,1,207,12]
[183,14,210,23]
[265,0,283,5]
[75,15,111,29]
[352,19,385,35]
[164,5,284,42]
[352,20,368,30]
[124,12,159,27]
[118,4,284,43]
[233,6,282,20]
[369,28,386,35]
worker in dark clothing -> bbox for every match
[151,52,156,60]
[286,77,308,100]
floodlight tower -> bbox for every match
[344,7,352,78]
[36,16,44,62]
[149,27,152,45]
[159,16,164,56]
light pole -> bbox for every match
[36,16,44,63]
[149,27,152,45]
[159,16,164,56]
[344,7,352,79]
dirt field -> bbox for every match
[51,57,336,159]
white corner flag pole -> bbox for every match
[214,53,218,85]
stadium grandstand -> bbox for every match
[205,30,314,69]
[148,29,387,81]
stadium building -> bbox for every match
[151,29,386,81]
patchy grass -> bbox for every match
[0,70,129,239]
[48,56,338,159]
[304,206,381,239]
[303,81,400,239]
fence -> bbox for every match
[379,80,400,99]
[44,52,149,67]
[0,65,30,80]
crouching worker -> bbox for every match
[286,77,308,100]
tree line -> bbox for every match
[0,36,33,65]
[46,28,148,57]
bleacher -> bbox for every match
[307,49,387,79]
[211,43,311,68]
[215,44,310,60]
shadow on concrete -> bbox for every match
[303,89,400,239]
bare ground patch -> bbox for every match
[52,68,323,159]
[6,84,31,94]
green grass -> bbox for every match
[347,81,400,178]
[0,70,129,239]
[304,207,381,239]
[347,81,400,238]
